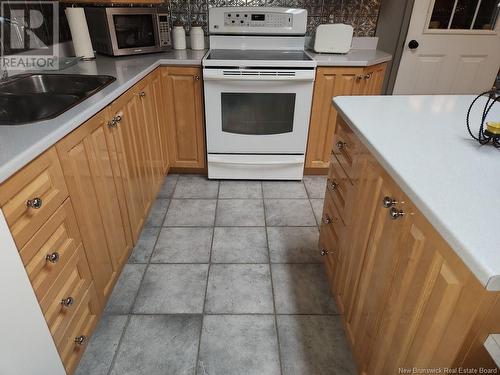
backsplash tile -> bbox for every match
[167,0,380,36]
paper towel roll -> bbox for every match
[65,7,95,60]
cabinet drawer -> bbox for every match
[320,193,345,260]
[40,244,93,347]
[331,118,359,181]
[19,199,82,302]
[0,148,68,249]
[58,284,100,375]
[327,156,353,225]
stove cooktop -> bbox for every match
[206,49,313,61]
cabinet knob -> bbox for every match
[115,114,122,123]
[382,196,397,208]
[26,197,42,209]
[194,75,200,81]
[45,252,60,263]
[328,180,338,191]
[389,207,405,220]
[336,141,347,150]
[74,335,86,345]
[61,296,74,307]
[320,249,329,256]
[356,75,364,80]
[139,91,146,98]
[108,118,117,128]
[364,73,372,80]
[322,215,332,224]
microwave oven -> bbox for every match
[84,7,170,56]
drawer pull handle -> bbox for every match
[26,197,42,209]
[45,252,60,263]
[320,249,329,256]
[61,297,74,307]
[322,215,332,224]
[329,180,338,191]
[389,207,405,220]
[74,335,86,345]
[382,196,397,208]
[336,141,347,150]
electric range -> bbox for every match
[203,7,317,180]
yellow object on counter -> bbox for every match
[486,122,500,135]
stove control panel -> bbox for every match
[209,7,307,35]
[224,12,292,28]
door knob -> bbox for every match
[408,40,419,50]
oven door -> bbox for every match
[203,68,315,154]
[106,8,161,56]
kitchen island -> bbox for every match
[319,94,500,373]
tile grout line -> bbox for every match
[304,177,323,230]
[106,176,176,375]
[262,181,285,375]
[194,179,220,374]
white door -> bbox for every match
[394,0,500,94]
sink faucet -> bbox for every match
[0,15,27,82]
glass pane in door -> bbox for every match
[473,0,500,29]
[429,0,456,29]
[450,0,479,28]
[113,15,156,49]
[221,93,295,135]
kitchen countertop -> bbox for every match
[333,95,500,291]
[307,48,392,67]
[0,49,207,184]
[0,46,391,184]
[484,334,500,367]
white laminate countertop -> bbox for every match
[0,49,207,184]
[485,334,500,367]
[307,48,392,67]
[333,95,500,291]
[0,48,390,184]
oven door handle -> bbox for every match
[203,76,314,82]
[209,157,304,165]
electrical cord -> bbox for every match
[466,89,500,148]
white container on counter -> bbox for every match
[172,22,186,50]
[190,24,205,50]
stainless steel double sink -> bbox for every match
[0,74,116,125]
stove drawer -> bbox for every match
[207,154,305,180]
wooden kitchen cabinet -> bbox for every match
[305,63,386,174]
[56,109,132,304]
[150,69,170,173]
[161,66,206,171]
[320,114,500,373]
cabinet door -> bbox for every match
[366,203,491,374]
[305,67,366,172]
[150,69,170,173]
[161,67,206,170]
[346,170,410,369]
[136,76,163,193]
[56,110,131,303]
[361,63,387,95]
[108,90,148,243]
